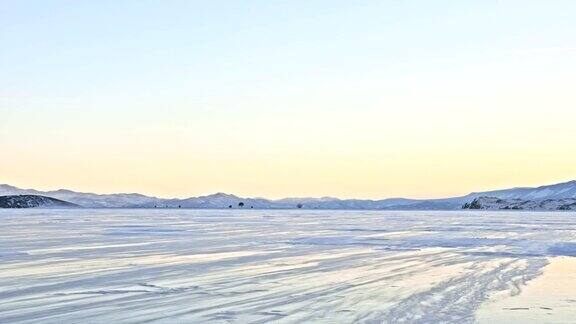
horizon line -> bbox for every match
[2,178,575,202]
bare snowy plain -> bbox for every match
[1,209,576,323]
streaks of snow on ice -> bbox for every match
[0,210,576,323]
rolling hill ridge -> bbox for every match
[1,180,576,210]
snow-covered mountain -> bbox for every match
[1,180,575,209]
[463,196,576,210]
[137,193,276,209]
[0,185,159,208]
[0,195,78,208]
[429,180,576,207]
[0,185,425,209]
[463,180,576,201]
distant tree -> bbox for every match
[228,205,232,208]
[178,205,181,208]
[238,202,245,207]
[297,203,303,209]
[250,206,254,209]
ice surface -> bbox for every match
[1,209,576,323]
[477,256,576,323]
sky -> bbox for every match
[1,0,576,199]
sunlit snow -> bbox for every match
[1,209,576,323]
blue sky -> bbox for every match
[1,1,576,198]
[3,0,573,107]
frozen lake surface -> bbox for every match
[1,209,576,323]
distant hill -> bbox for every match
[0,195,79,208]
[1,180,576,210]
[0,184,158,208]
[462,180,576,201]
[463,196,576,211]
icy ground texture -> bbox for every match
[1,210,576,323]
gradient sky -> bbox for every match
[1,0,576,199]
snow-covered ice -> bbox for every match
[477,256,576,323]
[1,209,576,323]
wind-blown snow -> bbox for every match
[1,209,575,323]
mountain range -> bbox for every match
[2,180,576,209]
